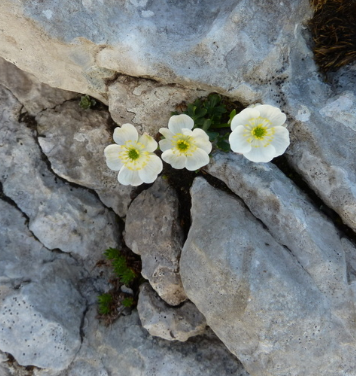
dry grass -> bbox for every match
[309,0,356,72]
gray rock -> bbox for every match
[0,258,86,371]
[206,152,355,330]
[138,283,206,342]
[0,57,77,116]
[125,178,187,306]
[0,84,121,268]
[108,76,208,135]
[36,101,133,217]
[180,177,356,376]
[0,199,54,285]
[0,0,310,102]
[64,306,249,376]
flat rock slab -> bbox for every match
[64,307,249,376]
[125,178,187,306]
[0,84,121,268]
[180,177,356,376]
[138,283,206,342]
[36,101,133,217]
[0,259,85,371]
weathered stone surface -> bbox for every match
[180,177,356,376]
[206,151,356,329]
[0,84,120,268]
[125,178,187,306]
[138,283,206,342]
[0,0,310,102]
[36,100,133,217]
[108,76,208,135]
[0,199,54,285]
[0,258,85,371]
[64,307,249,376]
[0,57,77,116]
[284,56,356,232]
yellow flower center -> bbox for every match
[119,140,150,170]
[172,133,197,156]
[243,117,275,147]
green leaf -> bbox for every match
[79,95,96,110]
[122,297,135,308]
[206,131,219,141]
[104,247,121,260]
[216,138,230,152]
[97,293,113,315]
[202,119,212,131]
[121,268,137,285]
[228,109,237,124]
[210,123,230,129]
[194,107,208,118]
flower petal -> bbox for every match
[168,114,194,134]
[159,139,173,152]
[231,108,260,131]
[138,155,163,183]
[271,126,290,156]
[118,167,143,186]
[185,148,210,170]
[161,150,187,169]
[113,124,138,145]
[159,128,174,140]
[243,144,277,163]
[104,144,124,171]
[256,105,286,127]
[190,128,212,154]
[229,126,252,154]
[139,133,157,152]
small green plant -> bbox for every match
[79,95,96,109]
[97,293,113,315]
[104,247,137,285]
[173,93,238,152]
[122,297,135,308]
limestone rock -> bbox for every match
[36,101,132,217]
[180,177,356,376]
[0,57,77,116]
[108,76,208,135]
[0,0,310,101]
[0,84,120,268]
[0,259,85,371]
[0,199,54,285]
[138,283,206,342]
[125,178,187,306]
[64,307,249,376]
[206,151,356,329]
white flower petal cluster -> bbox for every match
[229,104,290,163]
[104,124,163,186]
[159,114,212,171]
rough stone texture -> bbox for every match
[283,54,356,232]
[62,307,249,376]
[137,283,206,342]
[180,178,356,376]
[0,84,121,268]
[108,76,208,135]
[0,0,310,101]
[0,199,54,285]
[125,178,187,306]
[0,258,86,371]
[36,101,133,217]
[206,151,356,330]
[0,56,78,116]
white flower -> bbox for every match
[104,124,163,186]
[159,114,212,171]
[229,104,290,163]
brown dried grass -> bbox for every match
[309,0,356,72]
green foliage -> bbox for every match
[97,293,113,315]
[173,93,237,152]
[79,95,96,110]
[122,297,135,308]
[104,248,137,285]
